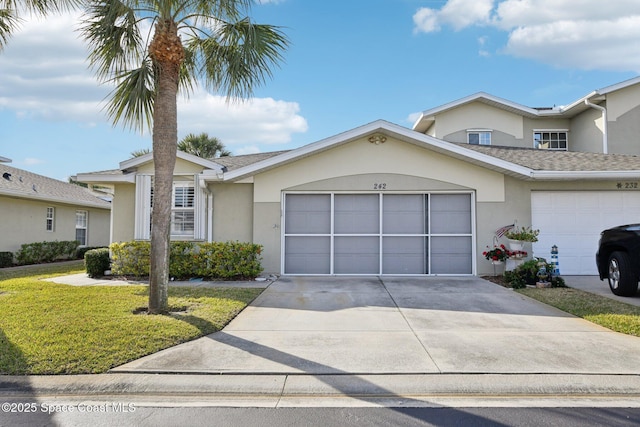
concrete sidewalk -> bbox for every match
[3,275,640,406]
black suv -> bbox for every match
[596,224,640,297]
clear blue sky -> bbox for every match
[1,0,638,181]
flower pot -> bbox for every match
[508,240,525,252]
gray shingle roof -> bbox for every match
[457,144,640,171]
[0,164,111,208]
[212,151,291,171]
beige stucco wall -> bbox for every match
[434,102,524,141]
[606,86,640,154]
[210,183,253,242]
[570,107,605,153]
[253,136,505,203]
[110,183,136,243]
[0,195,110,253]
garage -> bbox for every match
[283,192,474,275]
[531,191,640,275]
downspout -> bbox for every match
[584,99,608,154]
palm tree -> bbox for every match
[178,132,230,158]
[0,0,80,49]
[81,0,288,314]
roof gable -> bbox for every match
[216,120,640,182]
[413,76,640,132]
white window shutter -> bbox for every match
[134,175,152,240]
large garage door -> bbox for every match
[283,193,474,275]
[532,191,640,275]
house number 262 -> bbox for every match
[374,183,387,190]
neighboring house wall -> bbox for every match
[435,102,524,143]
[606,86,640,154]
[0,195,110,253]
[570,108,603,153]
[523,117,571,148]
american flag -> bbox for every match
[495,224,515,238]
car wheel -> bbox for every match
[608,251,639,297]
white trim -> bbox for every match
[119,150,225,172]
[531,170,640,180]
[134,175,152,240]
[0,188,111,209]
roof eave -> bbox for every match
[531,170,640,180]
[0,188,111,209]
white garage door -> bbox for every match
[283,193,474,275]
[531,191,640,275]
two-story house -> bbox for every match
[77,76,640,277]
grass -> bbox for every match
[0,261,263,375]
[517,287,640,337]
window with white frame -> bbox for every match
[46,207,55,231]
[467,130,491,145]
[534,131,568,150]
[75,210,88,246]
[171,182,195,236]
[134,175,204,240]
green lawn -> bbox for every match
[0,261,263,375]
[518,287,640,337]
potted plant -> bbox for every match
[504,226,539,251]
[483,244,509,264]
[504,226,539,242]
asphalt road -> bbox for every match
[2,406,640,427]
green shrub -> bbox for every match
[84,248,111,278]
[169,241,197,279]
[15,241,79,265]
[0,252,13,268]
[110,241,151,277]
[196,241,263,280]
[76,246,105,260]
[109,240,263,280]
[505,257,565,289]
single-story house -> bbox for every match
[0,161,111,254]
[77,112,640,276]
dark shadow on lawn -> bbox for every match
[0,329,55,426]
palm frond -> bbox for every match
[80,0,145,81]
[0,8,20,50]
[187,18,289,99]
[104,59,156,132]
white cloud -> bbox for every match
[413,0,640,72]
[414,0,493,33]
[0,12,308,146]
[178,90,308,145]
[23,158,45,165]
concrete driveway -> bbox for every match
[112,276,640,375]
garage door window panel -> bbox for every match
[334,236,380,274]
[431,194,472,234]
[383,236,427,274]
[334,194,379,234]
[284,236,330,274]
[431,236,472,274]
[383,194,426,234]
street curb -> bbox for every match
[3,373,640,398]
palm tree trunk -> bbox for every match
[148,19,184,314]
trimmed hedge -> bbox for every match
[0,252,13,268]
[15,240,79,265]
[110,241,263,280]
[84,248,111,278]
